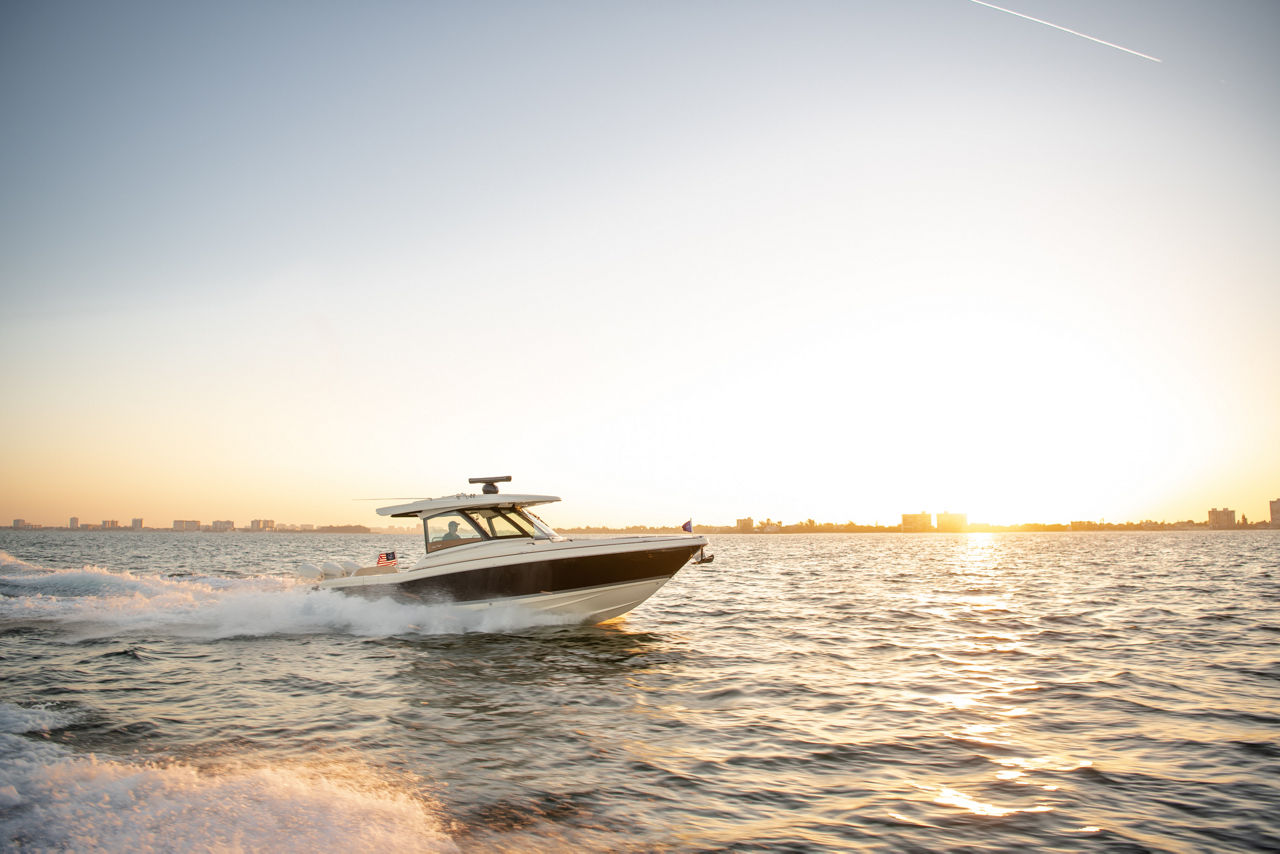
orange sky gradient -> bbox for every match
[3,2,1278,530]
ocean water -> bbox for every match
[1,530,1278,853]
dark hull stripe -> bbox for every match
[345,542,702,604]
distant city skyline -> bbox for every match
[9,496,1279,533]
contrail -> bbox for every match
[968,0,1162,63]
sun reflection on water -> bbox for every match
[935,787,1032,818]
[885,534,1115,830]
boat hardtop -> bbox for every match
[377,492,561,519]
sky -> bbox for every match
[2,0,1278,529]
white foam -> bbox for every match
[0,702,81,736]
[0,702,458,853]
[0,561,573,639]
[0,550,48,576]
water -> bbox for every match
[2,530,1278,852]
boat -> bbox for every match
[298,476,708,624]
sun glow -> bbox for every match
[1,2,1277,528]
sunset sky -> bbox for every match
[2,1,1278,529]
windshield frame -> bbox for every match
[463,507,537,539]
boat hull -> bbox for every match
[323,537,704,624]
[436,576,675,624]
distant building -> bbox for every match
[736,517,754,533]
[131,518,143,530]
[70,517,79,530]
[1271,498,1280,529]
[937,512,967,533]
[1208,508,1236,529]
[211,520,235,533]
[102,520,119,530]
[902,512,933,533]
[12,519,25,529]
[173,520,201,532]
[249,519,276,532]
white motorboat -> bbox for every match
[299,476,708,624]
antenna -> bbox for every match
[468,475,512,495]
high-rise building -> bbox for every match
[211,520,235,532]
[102,520,119,529]
[736,517,754,532]
[131,518,143,530]
[902,512,933,533]
[1270,499,1280,529]
[70,516,79,529]
[1208,508,1236,529]
[173,520,200,532]
[249,519,276,532]
[13,519,25,529]
[937,512,968,533]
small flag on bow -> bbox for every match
[681,520,693,533]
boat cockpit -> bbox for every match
[421,505,562,553]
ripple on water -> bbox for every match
[2,531,1280,851]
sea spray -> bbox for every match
[1,559,574,640]
[1,701,458,853]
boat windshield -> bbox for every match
[518,508,563,540]
[464,507,536,539]
[421,505,561,552]
[424,511,484,552]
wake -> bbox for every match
[0,551,571,639]
[0,702,458,853]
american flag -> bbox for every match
[376,551,397,567]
